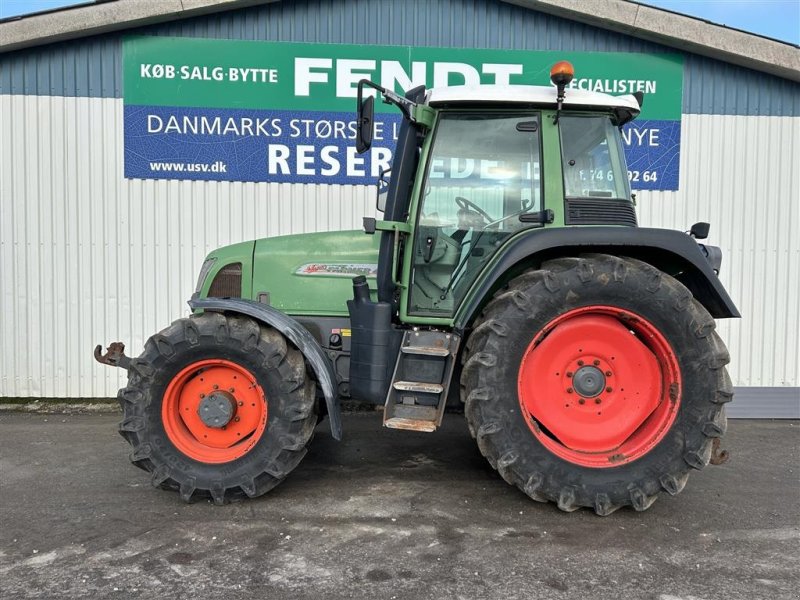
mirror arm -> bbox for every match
[357,79,418,123]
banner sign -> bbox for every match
[123,37,683,190]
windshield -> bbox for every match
[559,115,631,200]
[409,112,542,316]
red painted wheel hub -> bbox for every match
[162,359,268,463]
[518,306,681,468]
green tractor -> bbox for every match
[96,62,737,514]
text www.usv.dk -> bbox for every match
[149,160,228,173]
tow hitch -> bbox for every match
[94,342,131,369]
[710,437,731,465]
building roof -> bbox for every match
[0,0,798,82]
[509,0,799,82]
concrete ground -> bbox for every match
[0,413,797,600]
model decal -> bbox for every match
[295,263,378,277]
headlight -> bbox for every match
[195,257,217,293]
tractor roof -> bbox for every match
[425,84,641,117]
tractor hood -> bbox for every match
[252,230,380,316]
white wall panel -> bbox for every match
[0,96,798,398]
[636,114,800,389]
[0,95,374,397]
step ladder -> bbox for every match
[383,329,461,432]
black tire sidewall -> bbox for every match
[468,257,721,505]
[125,314,313,494]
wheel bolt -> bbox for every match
[238,401,244,407]
[595,398,602,404]
[577,360,584,366]
[199,393,205,399]
[567,388,573,394]
[221,425,226,430]
[578,398,585,405]
[229,387,235,393]
[566,371,573,378]
[606,387,613,393]
[605,371,612,377]
[213,384,219,390]
[593,359,600,366]
[234,416,240,422]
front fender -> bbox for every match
[456,227,740,330]
[189,297,342,441]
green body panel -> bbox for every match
[251,230,380,316]
[200,231,379,315]
[541,110,567,228]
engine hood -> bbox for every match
[252,230,380,316]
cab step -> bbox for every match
[400,345,450,357]
[392,381,444,394]
[384,418,437,433]
[383,329,460,432]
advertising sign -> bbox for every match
[123,37,683,190]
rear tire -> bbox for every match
[461,254,732,515]
[117,312,317,504]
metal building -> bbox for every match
[0,0,798,416]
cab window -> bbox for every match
[559,115,631,200]
[409,112,542,316]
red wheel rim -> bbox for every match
[518,306,681,468]
[161,359,268,464]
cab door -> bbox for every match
[402,111,544,320]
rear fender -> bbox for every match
[455,227,740,330]
[189,297,341,440]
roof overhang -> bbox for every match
[0,0,798,84]
[503,0,800,82]
[0,0,274,53]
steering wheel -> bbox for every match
[455,196,492,224]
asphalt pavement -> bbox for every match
[0,411,798,600]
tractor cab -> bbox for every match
[355,67,642,324]
[405,90,637,317]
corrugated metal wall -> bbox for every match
[1,95,798,401]
[0,0,798,414]
[0,95,375,397]
[636,114,800,391]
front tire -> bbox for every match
[461,254,732,515]
[118,312,317,504]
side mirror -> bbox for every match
[356,95,374,154]
[376,168,390,212]
[689,222,711,240]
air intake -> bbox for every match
[565,199,637,227]
[208,263,242,298]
